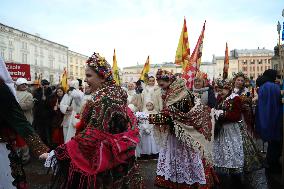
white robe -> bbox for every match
[135,111,159,157]
[60,89,84,142]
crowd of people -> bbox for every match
[0,52,283,189]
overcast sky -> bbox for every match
[1,0,283,68]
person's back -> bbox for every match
[256,78,283,173]
[256,81,282,141]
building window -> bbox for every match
[9,40,12,46]
[250,60,255,64]
[21,41,27,50]
[35,58,38,65]
[258,60,262,64]
[250,67,252,71]
[22,53,27,63]
[40,48,43,55]
[243,67,247,72]
[253,67,255,71]
[40,59,43,66]
[257,67,259,71]
[8,50,12,60]
[260,66,263,71]
[243,60,247,64]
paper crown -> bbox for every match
[194,71,208,80]
[86,52,115,83]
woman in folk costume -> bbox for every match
[153,69,216,189]
[213,80,266,189]
[42,52,143,189]
[135,99,159,157]
[192,71,216,108]
[141,74,163,112]
[232,72,255,137]
[0,56,48,189]
[60,79,84,142]
[49,87,65,147]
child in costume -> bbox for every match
[135,100,159,158]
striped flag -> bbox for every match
[175,17,190,71]
[112,49,120,85]
[140,56,150,82]
[61,68,68,92]
[183,21,206,89]
[223,42,229,79]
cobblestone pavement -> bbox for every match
[25,158,282,189]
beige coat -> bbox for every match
[16,90,34,124]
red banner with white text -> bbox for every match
[5,62,31,81]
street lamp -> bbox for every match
[277,21,281,45]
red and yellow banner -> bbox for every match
[175,18,190,71]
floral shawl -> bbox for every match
[54,83,139,188]
[156,78,214,162]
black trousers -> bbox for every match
[266,140,282,168]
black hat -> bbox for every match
[77,79,82,86]
[41,79,50,85]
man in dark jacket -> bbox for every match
[33,79,53,146]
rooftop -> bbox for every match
[0,23,68,49]
[231,48,274,57]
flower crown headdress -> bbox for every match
[156,69,176,81]
[217,79,232,90]
[86,52,115,83]
[233,72,248,81]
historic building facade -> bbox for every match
[0,23,89,85]
[68,50,88,80]
[214,48,273,79]
[234,48,273,79]
[0,23,69,84]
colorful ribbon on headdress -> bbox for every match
[86,52,115,84]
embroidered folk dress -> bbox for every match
[154,78,215,189]
[49,83,143,189]
[233,87,255,137]
[213,93,263,175]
